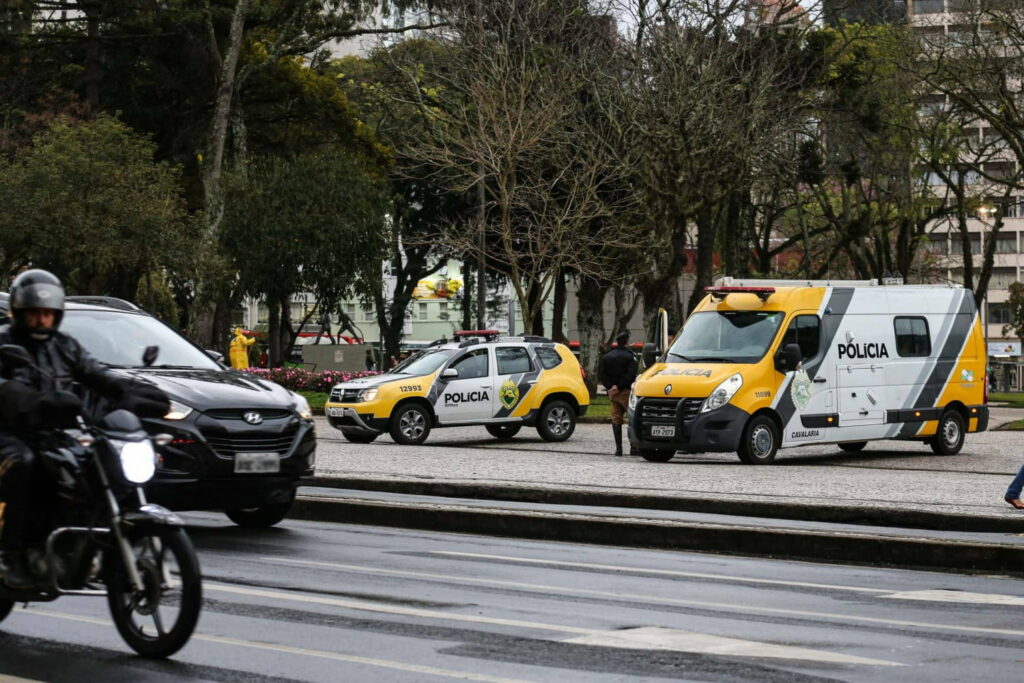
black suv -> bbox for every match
[0,295,316,527]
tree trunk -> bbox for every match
[461,260,474,330]
[526,279,544,336]
[576,275,608,397]
[687,207,717,314]
[550,267,567,343]
[267,298,281,367]
[212,300,232,357]
[279,296,293,366]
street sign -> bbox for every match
[987,341,1021,357]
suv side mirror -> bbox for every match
[775,343,803,373]
[142,345,160,367]
[642,342,660,367]
[205,349,224,363]
[440,368,459,381]
[0,344,32,369]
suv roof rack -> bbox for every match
[519,334,554,344]
[65,295,141,312]
[427,337,449,348]
[453,329,500,342]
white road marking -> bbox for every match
[0,676,46,683]
[566,627,902,666]
[881,590,1024,606]
[426,550,889,593]
[13,607,529,683]
[257,556,1024,639]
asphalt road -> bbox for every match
[312,413,1024,520]
[2,515,1022,682]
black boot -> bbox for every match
[612,424,623,456]
[1,551,34,590]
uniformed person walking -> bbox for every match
[598,331,638,456]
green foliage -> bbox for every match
[135,270,180,324]
[0,114,195,297]
[1002,282,1024,343]
[220,148,389,305]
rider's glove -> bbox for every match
[119,382,171,419]
[38,390,83,429]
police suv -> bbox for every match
[325,331,590,445]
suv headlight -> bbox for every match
[164,400,193,421]
[702,373,743,413]
[357,387,378,402]
[291,392,313,420]
[628,390,638,412]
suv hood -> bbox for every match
[114,368,294,411]
[334,373,429,390]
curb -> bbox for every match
[306,476,1024,534]
[289,493,1024,576]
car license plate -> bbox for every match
[326,407,346,417]
[650,425,676,438]
[234,452,280,474]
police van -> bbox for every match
[325,331,590,445]
[629,279,989,464]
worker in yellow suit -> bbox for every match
[229,328,256,370]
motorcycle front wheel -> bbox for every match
[0,598,13,623]
[106,526,201,658]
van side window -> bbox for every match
[781,315,820,361]
[496,347,532,374]
[894,317,931,357]
[451,349,489,379]
[534,347,563,370]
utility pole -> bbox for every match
[476,165,486,329]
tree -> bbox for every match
[219,149,388,366]
[0,114,195,297]
[1003,281,1024,348]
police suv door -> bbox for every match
[436,347,494,424]
[491,345,536,419]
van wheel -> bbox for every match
[929,410,965,455]
[486,424,522,440]
[342,430,379,444]
[390,403,432,445]
[537,400,576,442]
[639,449,675,462]
[738,415,779,465]
[839,442,867,453]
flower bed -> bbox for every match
[242,367,379,393]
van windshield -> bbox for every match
[667,311,785,363]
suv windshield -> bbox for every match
[389,349,456,376]
[667,311,785,363]
[61,310,221,369]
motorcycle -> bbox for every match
[0,344,201,658]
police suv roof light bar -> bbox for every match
[705,286,776,303]
[453,329,500,341]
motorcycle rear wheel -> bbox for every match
[106,526,201,658]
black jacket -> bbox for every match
[0,326,130,432]
[598,347,638,392]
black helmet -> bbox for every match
[9,269,65,341]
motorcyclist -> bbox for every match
[0,270,170,589]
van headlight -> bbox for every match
[357,387,378,402]
[114,440,156,484]
[628,390,638,412]
[702,373,743,413]
[163,400,193,421]
[290,392,313,419]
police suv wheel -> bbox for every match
[390,403,432,445]
[486,424,522,440]
[839,441,867,453]
[341,430,379,444]
[738,415,779,465]
[929,410,965,455]
[639,449,675,462]
[537,400,575,442]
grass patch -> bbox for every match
[299,391,329,410]
[998,419,1024,431]
[584,395,612,421]
[990,392,1024,408]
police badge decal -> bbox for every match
[499,380,520,410]
[790,369,812,411]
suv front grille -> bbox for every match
[203,426,298,457]
[640,397,704,422]
[205,408,293,421]
[330,387,361,403]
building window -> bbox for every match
[990,304,1013,325]
[913,0,944,13]
[362,306,374,322]
[438,302,449,321]
[418,302,428,321]
[990,267,1018,290]
[995,234,1017,254]
[925,235,948,255]
[894,317,931,357]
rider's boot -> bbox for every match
[612,424,623,457]
[1,551,34,590]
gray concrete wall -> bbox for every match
[301,343,373,372]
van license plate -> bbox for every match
[326,407,346,417]
[650,425,675,438]
[234,452,280,473]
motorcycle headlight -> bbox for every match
[291,391,313,420]
[164,400,193,421]
[115,440,156,484]
[628,390,638,412]
[358,387,379,403]
[702,373,743,413]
